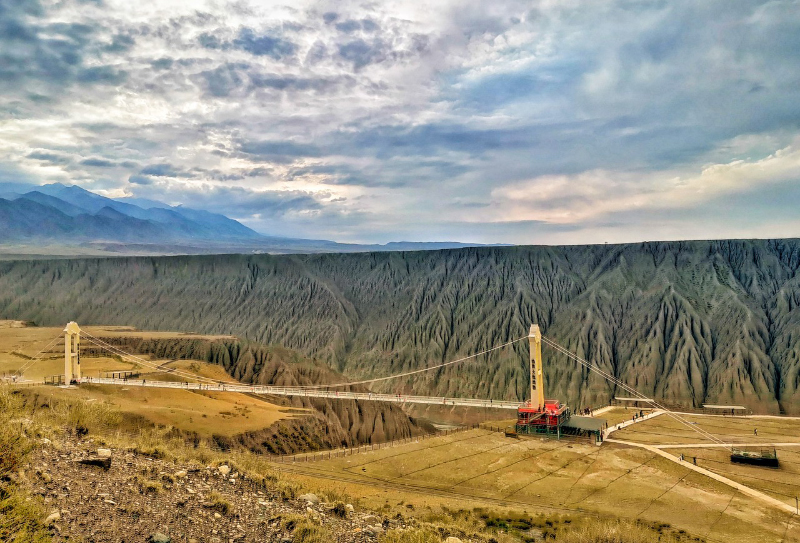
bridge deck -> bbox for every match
[84,377,522,410]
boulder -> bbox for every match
[44,511,60,524]
[445,538,463,543]
[96,448,112,458]
[217,465,231,476]
[148,533,171,543]
[298,493,319,505]
[78,457,111,470]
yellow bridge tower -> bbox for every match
[529,324,546,410]
[64,321,81,383]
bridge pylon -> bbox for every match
[64,322,81,383]
[529,324,545,410]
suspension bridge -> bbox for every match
[15,321,731,447]
[10,321,800,517]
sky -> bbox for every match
[1,0,800,245]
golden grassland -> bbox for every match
[277,428,799,543]
[612,411,800,445]
[2,382,719,543]
[3,322,799,542]
[28,384,294,437]
[0,320,295,437]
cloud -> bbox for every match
[232,28,296,59]
[239,140,322,160]
[1,0,799,244]
[80,158,116,167]
[196,63,245,97]
[140,163,186,177]
[335,20,361,33]
[128,174,153,185]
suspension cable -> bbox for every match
[81,331,240,386]
[17,333,64,378]
[541,335,730,448]
[292,336,528,389]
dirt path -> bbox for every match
[605,438,798,516]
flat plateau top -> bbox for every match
[702,404,748,409]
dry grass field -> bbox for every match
[25,384,293,437]
[277,428,800,543]
[4,322,800,542]
[612,411,800,445]
[0,320,234,382]
[0,321,293,436]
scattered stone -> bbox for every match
[175,470,187,479]
[148,533,171,543]
[214,512,222,519]
[363,515,381,524]
[44,511,60,524]
[96,448,112,459]
[217,465,231,476]
[445,538,464,543]
[345,504,354,515]
[298,493,319,505]
[78,457,112,470]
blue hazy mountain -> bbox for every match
[0,183,494,255]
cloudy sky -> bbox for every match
[2,0,799,244]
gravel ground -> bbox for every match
[25,437,407,543]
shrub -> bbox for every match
[0,386,49,543]
[291,520,332,543]
[206,491,232,516]
[379,528,440,543]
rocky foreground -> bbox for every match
[24,435,449,543]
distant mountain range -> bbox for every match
[0,183,493,255]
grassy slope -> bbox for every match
[1,239,800,412]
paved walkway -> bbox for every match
[80,377,524,410]
[606,438,797,515]
[656,442,800,449]
[603,410,665,439]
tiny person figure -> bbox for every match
[754,428,758,436]
[680,453,684,461]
